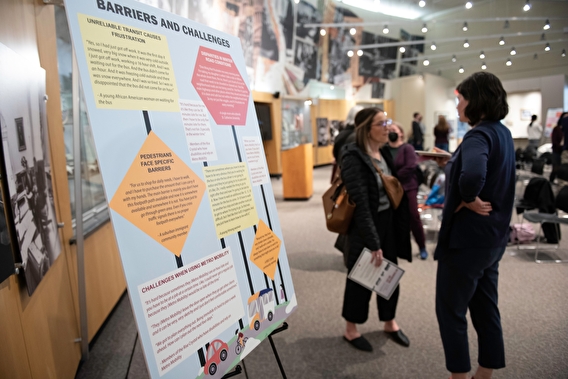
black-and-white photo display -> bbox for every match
[0,44,62,295]
[317,117,330,146]
[359,31,398,80]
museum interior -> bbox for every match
[1,0,568,378]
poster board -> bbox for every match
[544,108,564,138]
[0,44,62,294]
[63,1,297,378]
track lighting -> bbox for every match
[523,0,531,11]
[452,55,457,63]
[504,20,509,29]
[479,51,485,59]
[294,0,299,3]
[562,49,566,57]
[543,19,550,30]
[419,0,426,7]
[347,50,354,57]
[399,46,406,53]
[510,47,516,56]
[506,59,512,66]
[541,33,546,41]
[357,50,363,56]
[463,39,469,48]
[350,28,356,35]
[458,66,465,73]
[423,59,430,66]
[320,29,326,36]
[465,2,473,9]
[499,36,505,45]
[330,85,334,90]
[383,25,389,34]
[431,42,437,51]
[422,23,428,33]
[462,22,468,32]
[533,53,538,60]
[545,43,551,52]
[481,62,487,70]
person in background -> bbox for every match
[434,115,451,152]
[527,114,542,150]
[387,122,428,260]
[549,112,566,182]
[340,107,412,352]
[434,72,515,379]
[411,112,424,151]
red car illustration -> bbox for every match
[205,339,228,376]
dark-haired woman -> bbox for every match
[340,107,412,352]
[434,72,515,379]
[527,114,542,150]
[434,115,451,152]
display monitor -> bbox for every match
[254,102,273,141]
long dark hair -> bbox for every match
[456,72,508,126]
[354,107,384,153]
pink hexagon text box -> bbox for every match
[191,46,250,126]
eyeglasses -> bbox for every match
[371,119,392,128]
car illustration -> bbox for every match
[204,339,228,376]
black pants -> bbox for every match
[342,208,399,323]
[436,246,506,373]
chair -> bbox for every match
[521,185,568,263]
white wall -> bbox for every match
[389,75,424,138]
[503,92,542,138]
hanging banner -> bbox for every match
[63,1,297,378]
[0,44,63,294]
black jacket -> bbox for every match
[332,124,355,165]
[339,143,412,263]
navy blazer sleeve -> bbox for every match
[458,131,490,203]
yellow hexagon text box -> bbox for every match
[109,131,205,256]
[250,219,281,280]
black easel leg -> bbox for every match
[268,335,287,379]
[221,365,242,379]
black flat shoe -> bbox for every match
[385,329,410,347]
[343,336,373,352]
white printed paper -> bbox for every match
[348,248,404,300]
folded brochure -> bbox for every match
[348,248,405,300]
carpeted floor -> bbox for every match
[76,165,568,379]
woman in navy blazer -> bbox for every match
[434,72,515,379]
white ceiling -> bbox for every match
[329,0,568,82]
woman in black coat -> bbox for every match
[340,107,412,352]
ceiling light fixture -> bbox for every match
[562,49,566,57]
[459,66,465,73]
[541,33,546,41]
[452,54,457,62]
[383,25,389,34]
[510,47,516,55]
[350,28,356,35]
[506,58,512,66]
[543,19,550,30]
[462,22,468,32]
[479,51,485,59]
[504,20,509,29]
[422,23,428,33]
[523,0,531,11]
[423,59,430,66]
[431,42,437,51]
[320,29,326,36]
[339,0,382,12]
[399,46,406,53]
[294,0,299,3]
[481,62,487,70]
[465,2,473,10]
[357,50,364,56]
[499,36,505,45]
[419,0,426,7]
[545,43,551,52]
[463,39,470,48]
[347,50,354,57]
[533,53,538,59]
[330,85,334,90]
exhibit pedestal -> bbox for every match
[281,144,313,200]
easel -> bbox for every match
[222,322,289,379]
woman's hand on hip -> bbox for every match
[455,196,492,216]
[370,249,383,267]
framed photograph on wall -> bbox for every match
[520,109,532,121]
[15,117,26,151]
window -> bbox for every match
[55,6,109,236]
